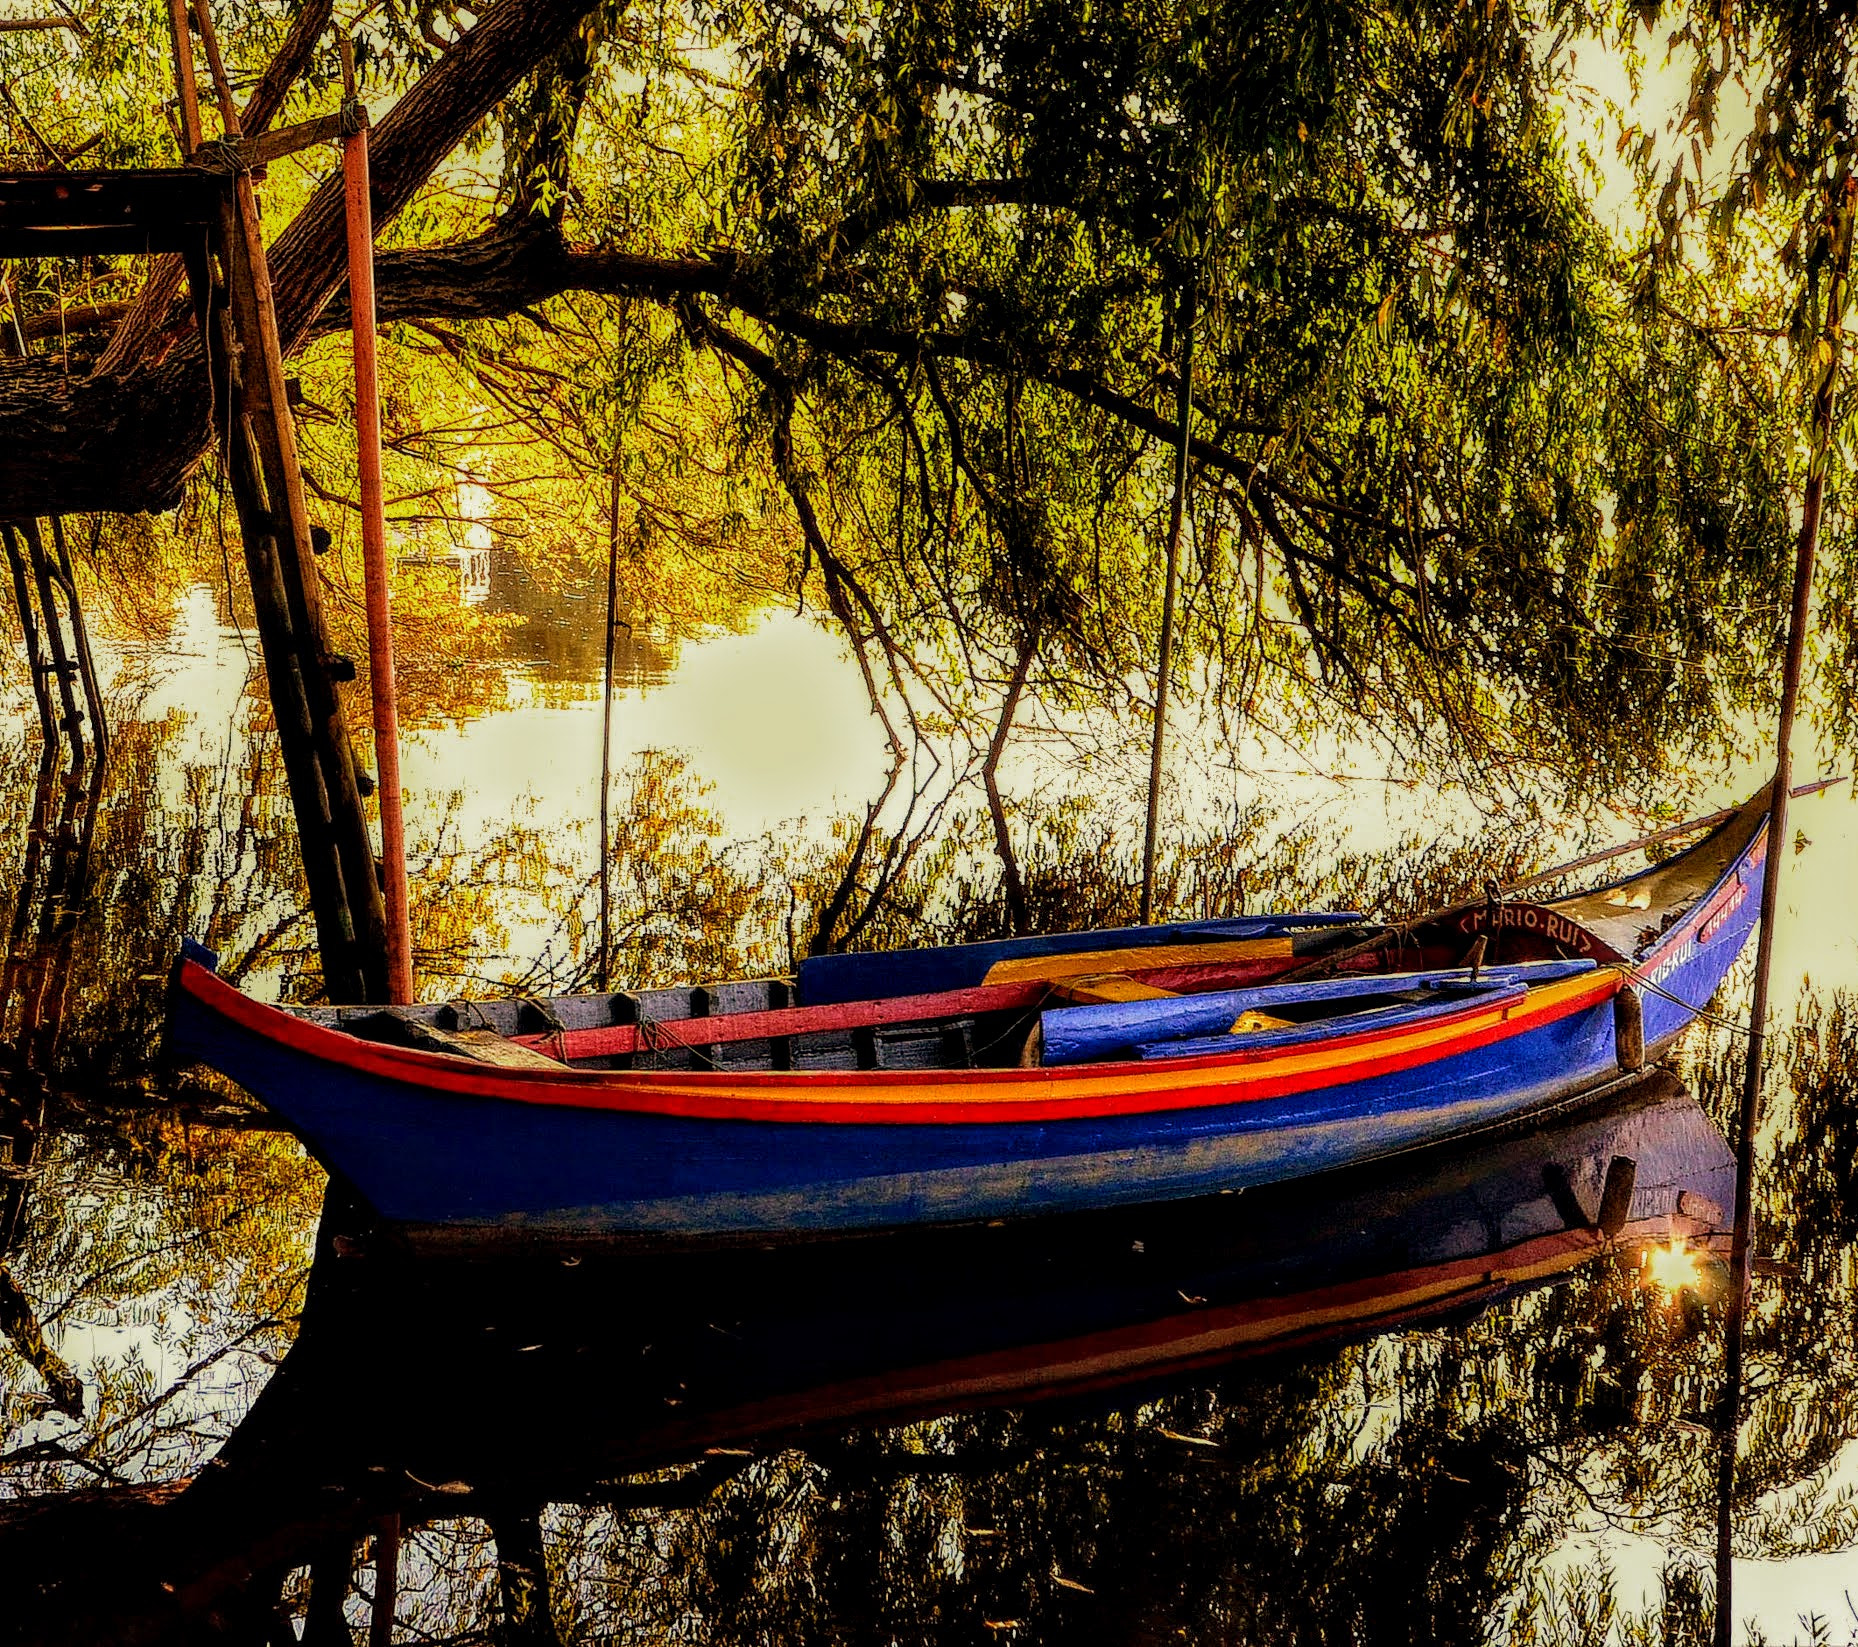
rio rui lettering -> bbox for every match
[1448,903,1627,962]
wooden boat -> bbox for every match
[165,794,1769,1246]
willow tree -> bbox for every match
[0,0,1815,890]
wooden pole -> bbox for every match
[207,306,365,992]
[193,1,389,999]
[341,37,414,1006]
[187,0,240,139]
[163,0,202,155]
[369,1513,400,1647]
[598,463,622,994]
[1712,171,1856,1647]
[1141,276,1197,924]
[197,92,389,1000]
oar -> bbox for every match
[1501,775,1845,898]
[1273,777,1846,987]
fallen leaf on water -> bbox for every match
[1157,1428,1221,1450]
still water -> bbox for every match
[4,574,1858,1645]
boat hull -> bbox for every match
[172,965,1627,1240]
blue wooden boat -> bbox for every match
[165,794,1769,1247]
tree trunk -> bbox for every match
[0,354,211,516]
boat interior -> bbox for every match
[290,801,1756,1076]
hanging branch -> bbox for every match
[1713,167,1857,1647]
[682,305,918,763]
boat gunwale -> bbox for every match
[176,958,1624,1123]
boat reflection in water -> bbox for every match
[256,1070,1730,1483]
[9,1071,1732,1646]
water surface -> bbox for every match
[4,577,1858,1645]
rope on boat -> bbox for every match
[1623,972,1754,1041]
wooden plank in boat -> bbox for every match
[795,914,1363,1005]
[983,938,1292,986]
[1049,973,1181,1005]
[1134,984,1531,1062]
[1041,959,1600,1066]
[496,954,1337,1065]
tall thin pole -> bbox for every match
[1141,276,1197,925]
[340,37,414,1007]
[598,464,621,993]
[1713,171,1856,1647]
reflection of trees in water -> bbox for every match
[481,552,683,689]
[0,713,322,1514]
[517,1276,1700,1647]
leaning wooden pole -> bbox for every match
[340,38,413,1006]
[1712,170,1856,1647]
[1140,277,1197,925]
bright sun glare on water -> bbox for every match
[1642,1241,1704,1296]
